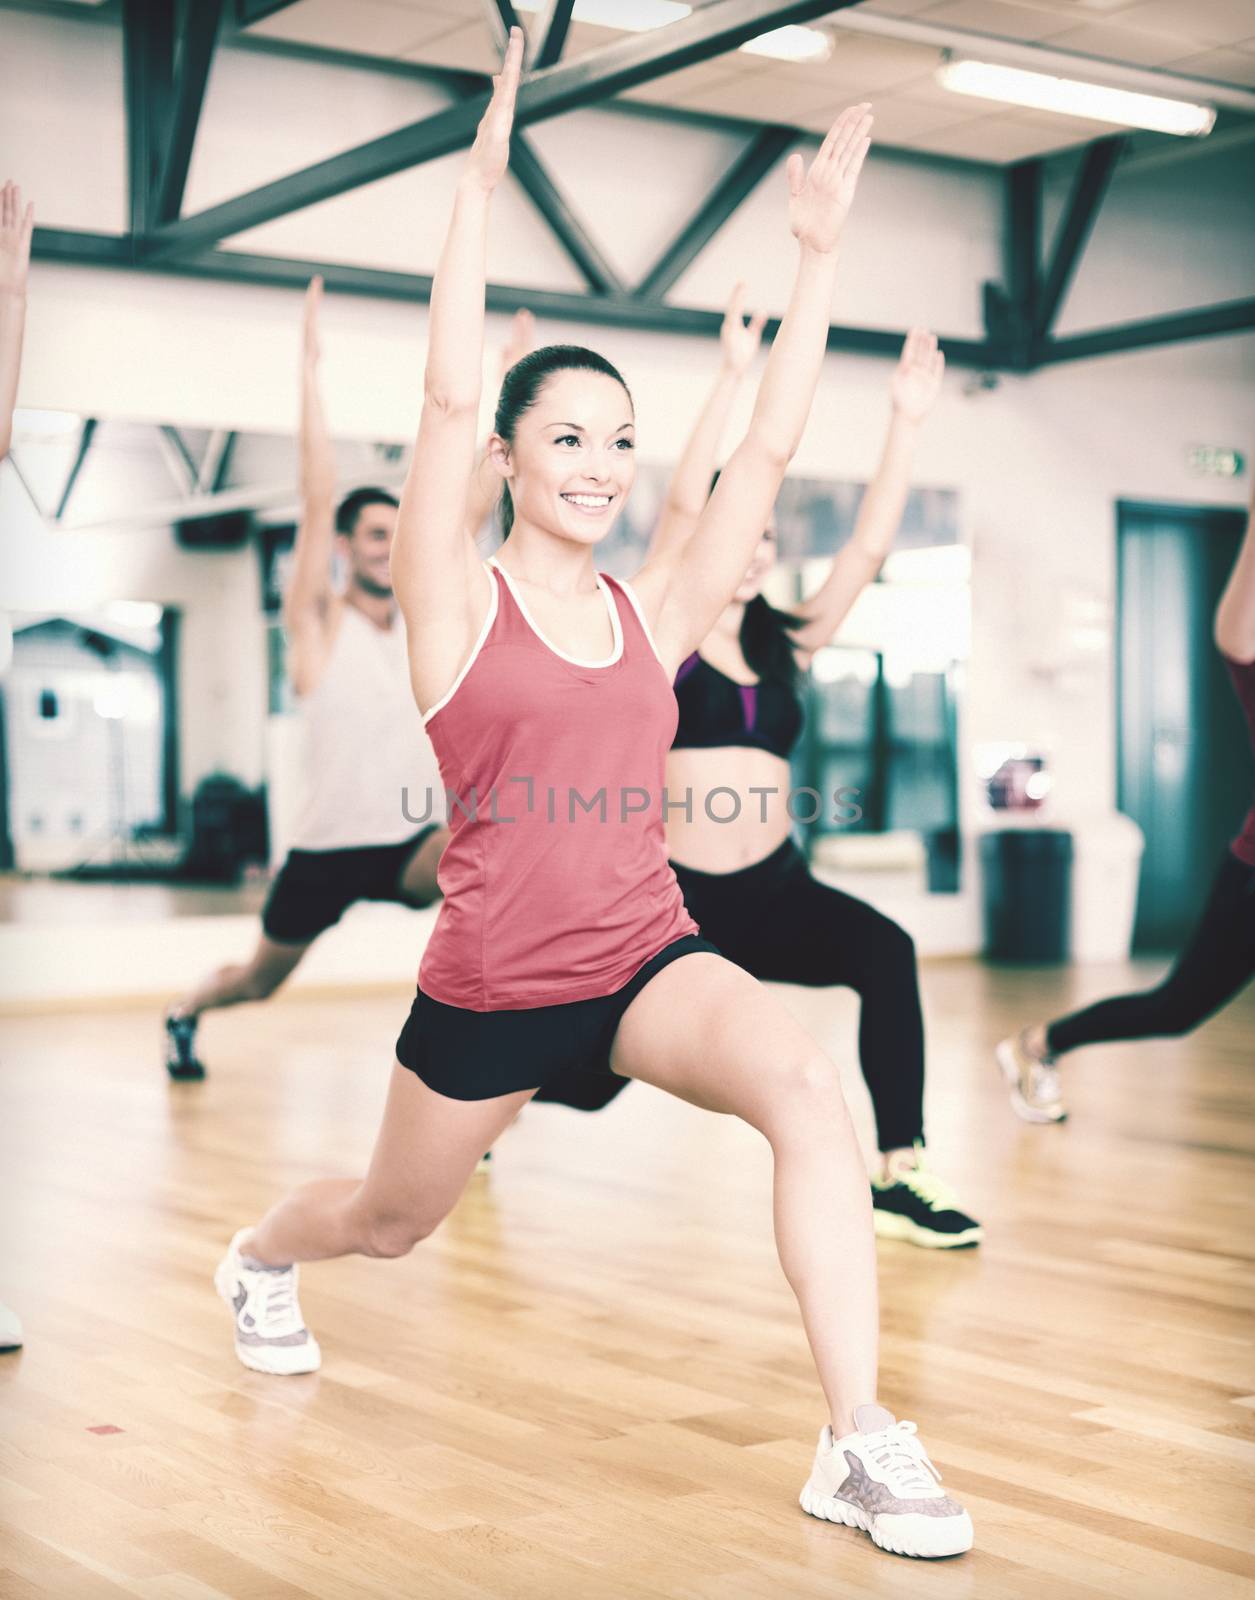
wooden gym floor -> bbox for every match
[1,957,1253,1599]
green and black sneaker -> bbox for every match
[872,1153,981,1249]
[164,1011,205,1081]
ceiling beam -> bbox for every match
[122,0,175,238]
[1035,297,1255,364]
[156,0,226,224]
[1034,136,1125,341]
[634,125,795,302]
[30,226,1005,368]
[510,133,627,296]
[53,417,98,522]
[531,0,576,71]
[142,0,858,259]
[483,0,520,55]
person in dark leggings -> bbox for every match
[538,314,980,1250]
[997,462,1255,1123]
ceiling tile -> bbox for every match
[859,0,948,14]
[1162,46,1255,86]
[618,62,745,107]
[794,94,971,142]
[911,0,1079,42]
[1116,0,1255,47]
[675,72,842,123]
[904,110,1096,160]
[402,20,499,73]
[1045,22,1202,67]
[247,0,451,56]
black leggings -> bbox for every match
[536,837,926,1152]
[1047,849,1255,1055]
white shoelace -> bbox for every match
[861,1422,943,1496]
[1029,1060,1062,1106]
[248,1266,301,1335]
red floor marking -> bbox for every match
[87,1424,124,1434]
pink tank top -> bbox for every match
[418,557,699,1010]
[1223,651,1255,867]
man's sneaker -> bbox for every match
[214,1229,321,1375]
[165,1012,205,1081]
[996,1030,1067,1123]
[800,1404,973,1559]
[0,1299,23,1350]
[872,1156,982,1249]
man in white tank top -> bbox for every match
[164,279,448,1079]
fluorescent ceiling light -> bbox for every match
[512,0,690,31]
[936,57,1216,136]
[741,25,832,63]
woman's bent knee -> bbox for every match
[358,1208,441,1259]
[761,1054,849,1139]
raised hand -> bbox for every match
[0,180,34,298]
[302,274,324,368]
[500,306,535,381]
[464,27,524,194]
[786,105,872,256]
[720,282,767,376]
[890,327,944,422]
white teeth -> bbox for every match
[562,494,611,509]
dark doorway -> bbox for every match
[1117,500,1249,951]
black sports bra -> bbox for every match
[672,651,804,761]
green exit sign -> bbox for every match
[1187,445,1246,477]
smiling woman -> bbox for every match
[488,343,635,541]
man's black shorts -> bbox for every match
[261,825,442,944]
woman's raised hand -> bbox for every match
[786,105,873,256]
[720,282,767,376]
[302,275,324,367]
[0,180,34,298]
[500,306,536,381]
[890,327,945,422]
[464,27,524,194]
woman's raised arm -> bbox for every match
[643,283,765,568]
[391,29,522,654]
[636,106,872,671]
[0,180,34,464]
[789,327,944,656]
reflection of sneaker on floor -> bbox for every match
[0,1300,23,1350]
[996,1030,1067,1123]
[214,1229,320,1375]
[800,1404,973,1559]
[872,1155,982,1249]
[165,1011,205,1081]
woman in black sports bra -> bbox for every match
[540,305,979,1251]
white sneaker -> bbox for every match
[214,1229,321,1375]
[996,1031,1068,1123]
[800,1404,973,1559]
[0,1299,23,1350]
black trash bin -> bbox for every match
[980,828,1073,963]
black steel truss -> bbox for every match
[17,0,1255,372]
[1034,136,1125,341]
[635,126,796,303]
[144,0,854,258]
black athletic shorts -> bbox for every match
[261,825,443,944]
[395,932,722,1100]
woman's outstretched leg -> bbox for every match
[216,1065,533,1372]
[609,949,972,1558]
[609,950,876,1423]
[998,851,1255,1123]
